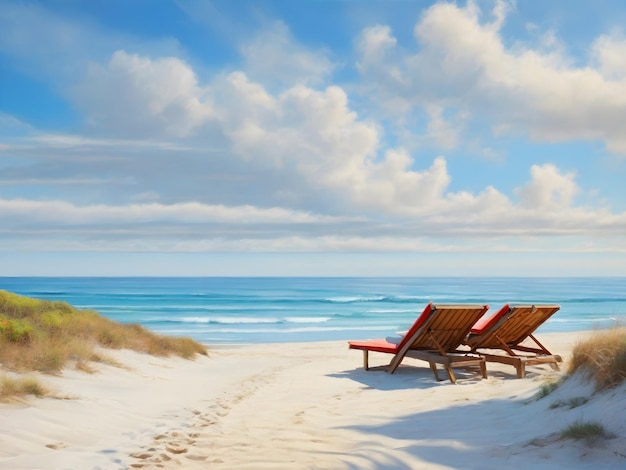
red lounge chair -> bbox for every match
[464,304,562,378]
[348,303,489,383]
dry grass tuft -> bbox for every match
[0,290,208,374]
[0,375,50,401]
[568,327,626,390]
[75,359,97,374]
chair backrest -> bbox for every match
[468,304,560,349]
[396,302,435,350]
[470,304,511,335]
[400,304,489,352]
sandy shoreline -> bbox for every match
[1,331,625,469]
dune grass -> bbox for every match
[0,375,51,401]
[548,396,589,410]
[0,290,207,374]
[535,379,562,399]
[560,420,614,444]
[568,327,626,390]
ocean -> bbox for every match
[1,277,624,344]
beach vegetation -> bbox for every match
[535,379,562,399]
[568,327,626,390]
[0,375,50,401]
[0,317,34,343]
[0,290,208,374]
[548,396,589,409]
[75,358,97,374]
[560,420,614,444]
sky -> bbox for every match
[1,0,625,277]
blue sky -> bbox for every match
[1,0,625,276]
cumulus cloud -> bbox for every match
[240,21,334,87]
[2,0,625,261]
[356,24,398,71]
[515,164,578,210]
[208,73,463,215]
[591,34,626,80]
[74,51,213,138]
[5,42,625,238]
[356,0,626,155]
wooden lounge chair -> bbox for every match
[348,303,489,383]
[464,304,562,378]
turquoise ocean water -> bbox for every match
[1,277,624,344]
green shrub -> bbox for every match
[40,311,65,329]
[0,317,34,343]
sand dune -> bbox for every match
[1,331,624,469]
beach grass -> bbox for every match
[0,375,51,401]
[535,379,562,399]
[548,396,589,410]
[0,290,207,374]
[560,420,614,444]
[568,327,626,390]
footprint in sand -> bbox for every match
[165,444,188,454]
[45,442,68,450]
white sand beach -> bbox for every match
[1,331,625,470]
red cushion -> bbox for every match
[470,304,510,334]
[348,303,434,353]
[348,339,399,354]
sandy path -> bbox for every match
[2,332,625,470]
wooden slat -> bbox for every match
[387,304,489,380]
[469,305,560,350]
[465,304,562,378]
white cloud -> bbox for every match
[240,21,334,87]
[591,34,626,80]
[515,164,578,210]
[356,24,397,69]
[0,199,353,226]
[356,25,412,117]
[209,73,468,215]
[2,1,625,266]
[424,106,464,150]
[74,51,213,138]
[7,46,624,233]
[356,1,626,156]
[0,157,624,249]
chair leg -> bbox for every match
[445,366,457,384]
[362,351,369,371]
[516,362,525,378]
[549,362,560,371]
[480,360,488,379]
[429,362,441,381]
